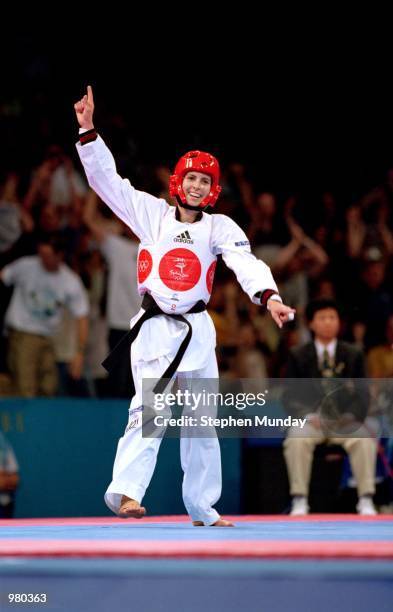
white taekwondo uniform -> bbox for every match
[76,134,280,525]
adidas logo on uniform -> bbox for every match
[174,230,194,244]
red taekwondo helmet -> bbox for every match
[169,150,222,209]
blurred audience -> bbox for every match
[0,235,89,397]
[0,130,393,417]
[83,189,140,397]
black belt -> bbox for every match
[102,293,206,395]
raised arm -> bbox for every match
[83,189,107,243]
[74,86,168,242]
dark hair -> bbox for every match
[305,299,340,323]
[37,233,66,255]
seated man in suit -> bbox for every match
[283,299,378,515]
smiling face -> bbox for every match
[182,171,212,207]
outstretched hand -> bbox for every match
[74,85,95,130]
[267,300,296,329]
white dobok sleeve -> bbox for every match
[76,135,169,242]
[212,214,281,304]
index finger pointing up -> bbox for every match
[87,85,94,104]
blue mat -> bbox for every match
[1,520,392,542]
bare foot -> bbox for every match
[192,519,234,527]
[212,519,234,527]
[118,495,146,519]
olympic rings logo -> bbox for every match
[137,249,153,283]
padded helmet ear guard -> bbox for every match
[169,150,222,208]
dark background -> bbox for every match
[1,19,392,199]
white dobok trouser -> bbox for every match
[104,348,221,526]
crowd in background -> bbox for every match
[2,133,393,399]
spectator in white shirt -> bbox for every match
[0,235,89,397]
